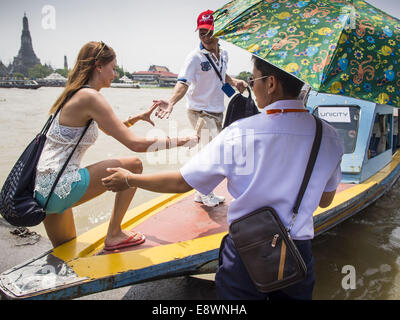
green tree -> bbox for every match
[28,64,53,79]
[236,71,252,82]
[12,72,25,79]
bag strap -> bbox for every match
[42,85,92,210]
[204,53,224,83]
[243,87,255,117]
[43,119,92,210]
[40,85,91,136]
[287,115,323,233]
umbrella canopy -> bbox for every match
[213,0,400,106]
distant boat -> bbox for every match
[0,79,41,89]
[111,75,140,89]
[36,73,67,87]
[111,83,140,89]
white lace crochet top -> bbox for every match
[34,112,98,199]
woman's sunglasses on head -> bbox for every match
[95,41,107,60]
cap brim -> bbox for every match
[195,24,214,31]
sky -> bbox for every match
[0,0,399,76]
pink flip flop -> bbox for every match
[104,233,146,251]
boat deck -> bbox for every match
[97,181,352,255]
[97,183,233,255]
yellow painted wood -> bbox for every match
[68,232,227,279]
[52,191,195,261]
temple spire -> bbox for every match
[11,13,41,76]
[23,13,28,31]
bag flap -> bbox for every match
[229,207,286,248]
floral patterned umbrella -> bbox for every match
[213,0,400,106]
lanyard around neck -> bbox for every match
[266,109,308,115]
[204,53,224,83]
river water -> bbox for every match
[0,87,399,300]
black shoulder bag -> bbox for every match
[204,54,260,128]
[228,115,323,293]
[222,87,260,129]
[0,87,92,227]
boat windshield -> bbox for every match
[314,105,360,154]
[368,113,393,158]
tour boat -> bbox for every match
[0,79,41,89]
[1,92,400,300]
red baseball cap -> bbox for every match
[196,10,214,31]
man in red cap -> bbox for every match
[153,10,247,207]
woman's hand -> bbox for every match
[140,103,158,126]
[102,167,133,192]
[125,103,158,127]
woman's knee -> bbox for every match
[105,157,143,175]
[125,157,143,174]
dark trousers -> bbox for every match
[215,235,315,300]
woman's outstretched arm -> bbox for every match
[84,89,198,152]
[123,103,158,127]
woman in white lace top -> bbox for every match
[35,41,198,249]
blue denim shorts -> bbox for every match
[35,168,90,214]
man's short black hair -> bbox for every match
[252,55,304,98]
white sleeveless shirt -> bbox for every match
[34,112,98,199]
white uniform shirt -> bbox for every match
[180,100,344,240]
[177,43,229,113]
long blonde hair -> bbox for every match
[49,41,116,114]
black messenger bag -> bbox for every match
[223,87,260,129]
[229,115,323,293]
